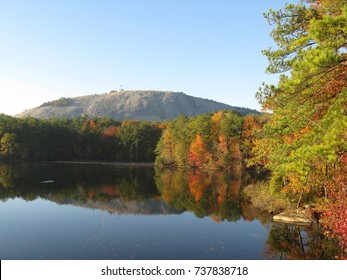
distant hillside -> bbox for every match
[16,90,259,120]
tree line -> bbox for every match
[0,108,264,165]
[0,111,265,169]
[0,114,162,162]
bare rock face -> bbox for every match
[15,90,259,120]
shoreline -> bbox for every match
[4,160,155,167]
[46,160,155,167]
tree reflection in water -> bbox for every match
[155,168,244,222]
[265,223,341,260]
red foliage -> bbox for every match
[188,171,210,202]
[102,126,118,137]
[321,154,347,259]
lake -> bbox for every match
[0,163,338,260]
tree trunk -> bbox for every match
[297,190,304,209]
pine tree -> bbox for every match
[253,0,347,203]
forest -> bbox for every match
[0,114,162,162]
[155,111,245,169]
[0,111,261,168]
[0,0,346,258]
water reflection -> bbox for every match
[155,168,247,222]
[0,163,175,215]
[265,223,340,260]
[0,163,340,259]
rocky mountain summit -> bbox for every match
[16,90,259,120]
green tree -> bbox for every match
[117,120,161,162]
[0,132,19,161]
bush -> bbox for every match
[243,181,292,214]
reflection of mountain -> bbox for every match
[53,197,179,215]
[0,163,178,215]
[0,163,174,215]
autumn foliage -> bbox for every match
[321,154,347,259]
[155,111,245,170]
[188,134,212,168]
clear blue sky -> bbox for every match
[0,0,297,116]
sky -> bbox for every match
[0,0,298,116]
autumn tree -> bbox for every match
[188,134,212,168]
[155,128,176,166]
[241,114,269,162]
[252,0,347,204]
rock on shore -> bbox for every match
[273,208,312,225]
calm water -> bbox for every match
[0,163,337,260]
